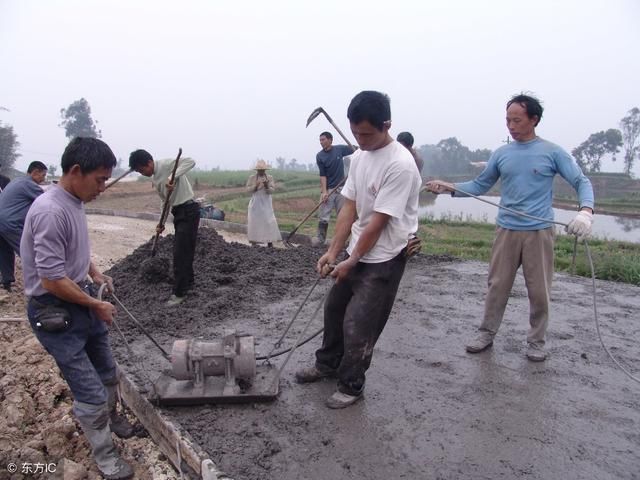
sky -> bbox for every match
[1,0,639,175]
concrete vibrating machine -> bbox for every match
[153,330,280,406]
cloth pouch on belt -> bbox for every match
[33,303,72,333]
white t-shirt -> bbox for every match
[341,140,421,263]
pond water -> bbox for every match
[419,194,640,243]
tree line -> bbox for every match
[571,108,639,175]
[415,107,639,176]
[1,100,638,177]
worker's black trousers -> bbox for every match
[171,201,201,297]
[315,250,407,396]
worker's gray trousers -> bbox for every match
[315,250,407,396]
[478,227,554,345]
[318,189,344,223]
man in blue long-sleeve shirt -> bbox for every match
[426,94,594,362]
[0,161,47,291]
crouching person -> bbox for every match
[21,138,134,479]
[295,91,421,408]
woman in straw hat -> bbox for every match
[246,159,281,247]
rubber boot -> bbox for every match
[106,383,135,439]
[73,401,134,480]
[313,221,329,246]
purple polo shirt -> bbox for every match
[20,185,91,297]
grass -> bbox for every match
[195,174,640,286]
[418,219,640,286]
[189,169,317,189]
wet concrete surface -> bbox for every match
[107,227,640,480]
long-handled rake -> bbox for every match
[283,107,355,246]
[306,107,356,150]
[105,169,133,190]
[283,178,346,246]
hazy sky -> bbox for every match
[2,0,639,174]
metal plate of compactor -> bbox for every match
[152,330,279,405]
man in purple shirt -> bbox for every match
[0,161,47,291]
[21,138,134,480]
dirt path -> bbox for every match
[103,225,640,480]
[2,213,638,479]
[0,215,187,480]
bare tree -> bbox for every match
[0,122,20,173]
[59,98,101,139]
[620,107,640,175]
[571,129,623,173]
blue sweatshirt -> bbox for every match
[454,138,594,230]
[0,175,43,232]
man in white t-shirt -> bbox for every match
[295,91,422,409]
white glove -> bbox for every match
[565,210,593,240]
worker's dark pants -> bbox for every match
[0,235,16,285]
[0,228,20,285]
[27,288,117,405]
[171,201,200,297]
[315,250,407,396]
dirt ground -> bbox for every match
[2,213,640,480]
[0,218,184,480]
[90,180,239,215]
[103,218,639,480]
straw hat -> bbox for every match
[254,159,271,170]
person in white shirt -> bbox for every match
[295,91,422,409]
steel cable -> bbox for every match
[448,186,640,384]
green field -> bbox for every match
[188,169,640,286]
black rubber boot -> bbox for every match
[106,384,135,439]
[314,221,329,246]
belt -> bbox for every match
[28,279,93,303]
[173,199,196,209]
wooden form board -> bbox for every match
[118,373,234,480]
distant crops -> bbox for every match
[187,169,317,189]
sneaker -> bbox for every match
[465,332,494,353]
[294,366,336,384]
[325,390,363,409]
[166,294,185,307]
[526,342,548,362]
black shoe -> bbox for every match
[110,412,135,439]
[1,282,11,292]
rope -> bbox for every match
[263,275,323,363]
[584,240,640,383]
[96,285,166,401]
[446,186,640,384]
[257,328,324,361]
[110,292,171,360]
[269,291,328,391]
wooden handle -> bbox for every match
[151,148,183,257]
[285,176,347,242]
